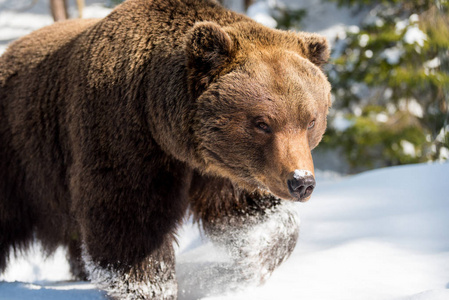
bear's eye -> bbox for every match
[308,120,316,130]
[256,122,272,133]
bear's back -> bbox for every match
[0,19,98,87]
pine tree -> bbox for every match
[322,0,449,171]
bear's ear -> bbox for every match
[186,22,235,96]
[300,33,330,67]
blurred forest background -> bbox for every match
[1,0,448,174]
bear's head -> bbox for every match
[187,22,331,202]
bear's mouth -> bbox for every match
[253,176,291,201]
[265,186,293,201]
[203,148,310,202]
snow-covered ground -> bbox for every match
[0,0,112,55]
[1,1,449,299]
[1,163,448,299]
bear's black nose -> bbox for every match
[287,170,316,202]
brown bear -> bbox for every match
[0,0,331,298]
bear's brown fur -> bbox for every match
[0,0,331,298]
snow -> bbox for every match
[347,25,360,34]
[332,113,354,131]
[407,98,424,118]
[404,25,427,47]
[400,140,416,157]
[409,14,420,24]
[0,0,112,55]
[0,282,106,300]
[2,1,449,299]
[376,112,388,122]
[365,49,373,58]
[293,169,313,178]
[395,19,409,34]
[2,162,448,299]
[358,33,369,47]
[281,0,367,42]
[398,98,424,118]
[440,147,449,161]
[383,47,404,65]
[0,243,71,282]
[424,57,441,69]
[247,1,277,28]
[436,126,448,143]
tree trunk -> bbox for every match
[50,0,68,22]
[76,0,85,18]
[244,0,254,10]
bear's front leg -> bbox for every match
[189,173,300,286]
[70,154,192,300]
[83,238,177,300]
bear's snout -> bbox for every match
[287,169,316,202]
